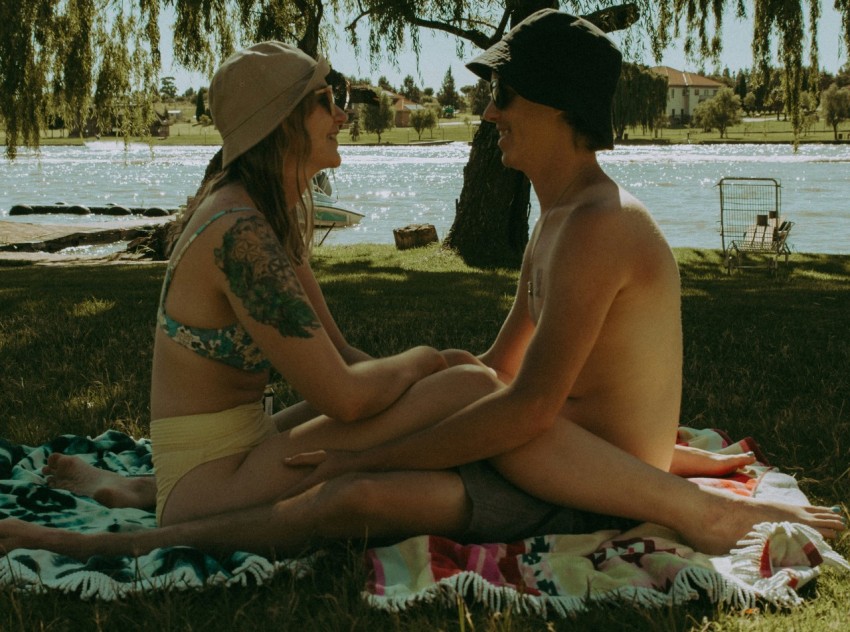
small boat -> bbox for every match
[311,190,365,228]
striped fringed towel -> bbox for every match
[365,428,849,616]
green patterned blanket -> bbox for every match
[0,431,302,599]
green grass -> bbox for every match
[623,116,850,144]
[1,245,849,630]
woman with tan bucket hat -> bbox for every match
[37,41,504,529]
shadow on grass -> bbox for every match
[673,250,850,505]
[0,265,165,440]
[311,251,518,355]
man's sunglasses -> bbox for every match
[315,78,350,114]
[490,77,515,110]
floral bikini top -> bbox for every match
[157,208,272,373]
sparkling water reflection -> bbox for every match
[1,142,848,254]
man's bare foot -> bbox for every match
[669,445,757,478]
[0,518,124,561]
[683,488,845,555]
[43,453,156,509]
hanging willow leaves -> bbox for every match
[612,63,668,141]
[0,0,56,158]
[0,0,335,158]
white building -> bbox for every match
[651,66,725,123]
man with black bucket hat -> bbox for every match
[2,11,844,560]
[273,10,843,553]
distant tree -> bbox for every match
[462,79,490,116]
[612,63,668,141]
[160,76,178,99]
[361,91,394,142]
[707,69,734,88]
[734,71,748,100]
[183,86,195,98]
[743,92,757,115]
[692,87,742,138]
[799,90,817,114]
[195,89,206,122]
[767,86,785,120]
[377,75,394,92]
[436,68,459,109]
[821,83,850,140]
[836,63,850,89]
[422,87,434,98]
[399,75,421,102]
[409,107,437,140]
[818,70,836,93]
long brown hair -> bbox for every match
[179,92,318,264]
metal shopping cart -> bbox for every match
[718,177,794,273]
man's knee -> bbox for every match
[311,474,391,533]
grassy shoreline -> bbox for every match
[7,115,850,149]
[1,244,849,630]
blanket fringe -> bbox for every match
[0,547,308,600]
[366,521,850,616]
[365,564,775,615]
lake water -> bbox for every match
[2,142,849,254]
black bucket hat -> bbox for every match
[466,9,622,149]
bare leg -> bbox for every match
[43,427,755,512]
[44,453,156,509]
[163,364,500,524]
[0,470,470,560]
[41,365,498,517]
[491,418,845,555]
[41,400,326,508]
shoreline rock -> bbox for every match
[0,219,176,261]
[9,204,177,218]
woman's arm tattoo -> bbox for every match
[214,216,319,338]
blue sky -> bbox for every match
[160,6,847,93]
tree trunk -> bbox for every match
[442,0,559,269]
[442,121,531,269]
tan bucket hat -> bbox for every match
[209,41,330,167]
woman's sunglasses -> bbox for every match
[490,77,515,110]
[315,79,350,115]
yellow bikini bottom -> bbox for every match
[150,401,276,525]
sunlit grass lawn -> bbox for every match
[1,245,848,630]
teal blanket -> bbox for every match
[0,431,301,599]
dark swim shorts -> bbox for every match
[456,461,637,543]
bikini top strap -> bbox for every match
[160,207,257,300]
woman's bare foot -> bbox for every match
[43,453,157,509]
[669,445,757,478]
[682,488,845,555]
